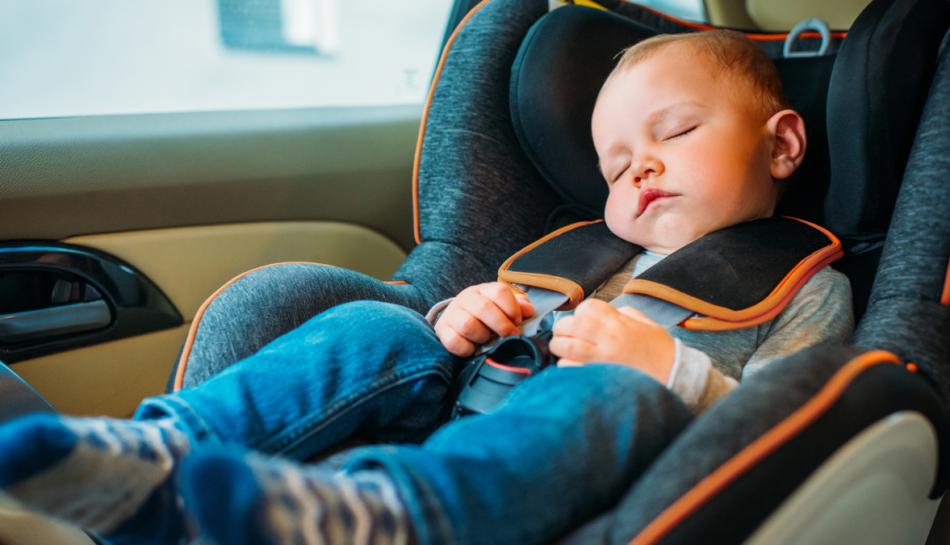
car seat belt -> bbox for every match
[517,286,694,336]
[452,216,844,419]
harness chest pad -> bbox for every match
[498,217,843,330]
[498,220,642,309]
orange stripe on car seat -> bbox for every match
[941,255,950,305]
[413,0,493,245]
[173,262,337,392]
[623,218,843,330]
[497,220,601,309]
[626,350,903,545]
[616,0,847,40]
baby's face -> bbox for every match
[592,44,781,254]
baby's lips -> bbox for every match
[637,187,677,216]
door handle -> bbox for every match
[0,300,112,345]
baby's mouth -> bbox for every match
[637,187,677,216]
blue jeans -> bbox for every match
[136,301,692,545]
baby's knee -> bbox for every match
[331,301,425,325]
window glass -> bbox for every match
[627,0,706,23]
[0,0,453,120]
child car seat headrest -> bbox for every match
[509,7,657,221]
[510,0,950,236]
[824,0,950,237]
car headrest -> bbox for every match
[823,0,950,237]
[510,0,950,236]
[510,6,839,226]
[510,6,656,221]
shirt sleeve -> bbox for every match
[742,266,855,378]
[666,266,854,415]
[425,298,455,325]
[667,339,738,414]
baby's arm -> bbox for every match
[742,266,855,377]
[548,267,854,415]
[433,282,534,356]
[672,266,854,413]
[549,298,677,383]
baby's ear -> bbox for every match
[767,110,807,180]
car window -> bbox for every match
[562,0,706,23]
[623,0,706,22]
[0,0,454,120]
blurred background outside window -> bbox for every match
[0,0,705,121]
[0,0,453,120]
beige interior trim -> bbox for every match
[0,500,93,545]
[704,0,760,29]
[745,0,869,31]
[11,325,189,418]
[64,221,408,322]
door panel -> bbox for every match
[64,221,407,322]
[0,105,420,250]
[9,221,406,417]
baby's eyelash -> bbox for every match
[667,126,697,140]
[612,167,628,183]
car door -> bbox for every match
[0,0,458,420]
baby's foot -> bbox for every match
[181,448,410,545]
[0,413,191,545]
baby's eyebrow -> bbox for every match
[645,101,703,125]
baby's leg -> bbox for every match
[0,300,462,544]
[142,300,464,459]
[181,364,694,545]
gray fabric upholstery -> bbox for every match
[853,29,950,401]
[415,0,558,268]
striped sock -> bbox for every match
[0,413,192,544]
[182,448,410,545]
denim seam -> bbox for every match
[254,361,456,455]
[136,396,220,445]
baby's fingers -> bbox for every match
[514,292,535,319]
[437,326,477,357]
[461,293,520,337]
[549,336,598,364]
[442,308,494,345]
[476,283,526,328]
[552,314,601,342]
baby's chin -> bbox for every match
[609,218,707,255]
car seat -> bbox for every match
[170,0,950,543]
[3,0,950,543]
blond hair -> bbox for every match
[603,30,791,121]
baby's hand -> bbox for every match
[435,282,535,357]
[549,298,676,384]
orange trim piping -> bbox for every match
[386,280,408,285]
[413,0,493,245]
[941,255,950,305]
[486,358,533,375]
[617,0,847,39]
[497,220,600,309]
[173,262,337,392]
[622,218,842,330]
[627,350,902,545]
